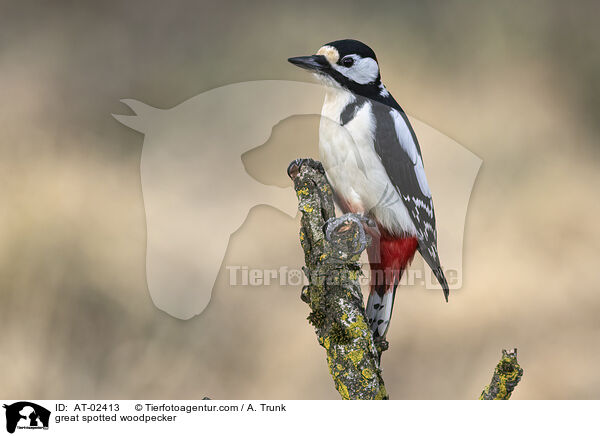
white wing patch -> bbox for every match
[390,109,417,162]
[414,155,431,197]
[390,109,431,197]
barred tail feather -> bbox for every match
[366,289,396,339]
[365,235,417,340]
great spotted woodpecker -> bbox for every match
[289,39,448,340]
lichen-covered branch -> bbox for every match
[288,158,387,400]
[480,348,523,400]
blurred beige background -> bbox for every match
[1,0,599,399]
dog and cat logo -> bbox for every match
[113,81,481,321]
[2,402,50,433]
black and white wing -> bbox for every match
[371,101,449,301]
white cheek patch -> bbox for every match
[332,56,379,85]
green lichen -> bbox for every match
[330,322,352,345]
[307,309,326,329]
[374,387,388,400]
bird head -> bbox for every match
[288,39,382,95]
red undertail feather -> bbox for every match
[370,234,418,296]
[366,231,418,339]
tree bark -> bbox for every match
[288,158,524,401]
[288,158,387,400]
[480,348,524,400]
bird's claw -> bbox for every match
[324,214,370,256]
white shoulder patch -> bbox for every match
[414,154,431,197]
[389,109,431,197]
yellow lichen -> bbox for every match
[347,315,369,338]
[347,349,364,365]
[337,382,350,400]
[480,355,522,400]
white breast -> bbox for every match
[318,87,417,236]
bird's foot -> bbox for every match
[326,213,375,232]
[324,213,370,257]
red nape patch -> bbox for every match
[370,235,418,295]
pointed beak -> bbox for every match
[288,55,328,71]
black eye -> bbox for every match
[341,56,354,68]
